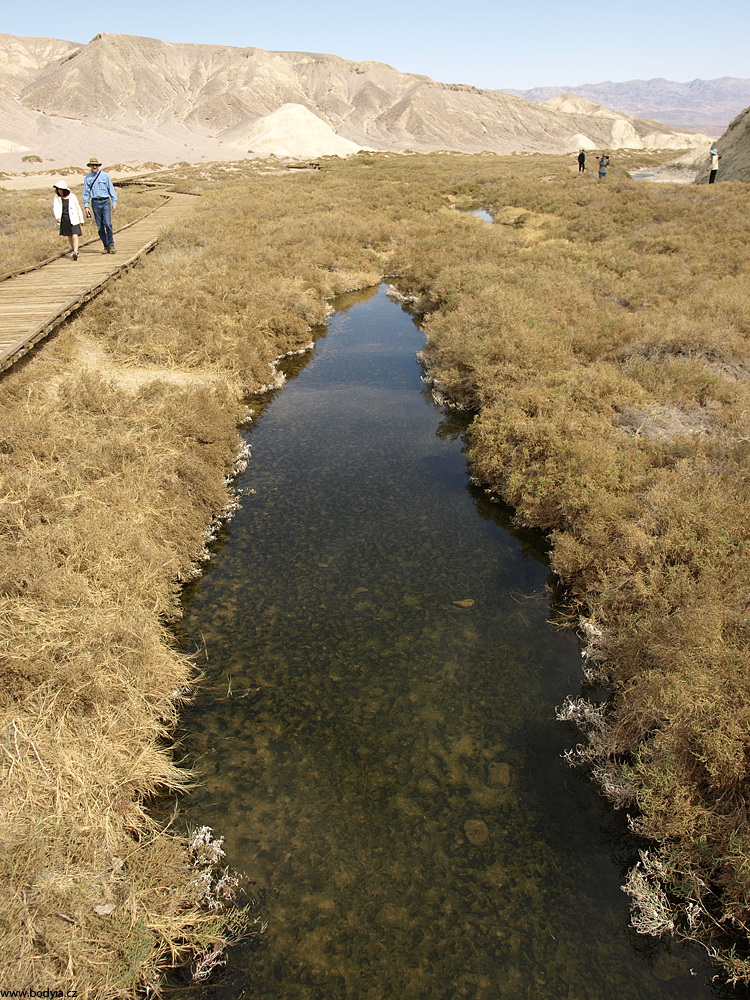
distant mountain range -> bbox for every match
[0,33,714,169]
[502,78,750,135]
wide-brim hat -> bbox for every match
[52,179,70,192]
[87,157,102,166]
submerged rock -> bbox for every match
[464,819,490,845]
[487,762,512,787]
[417,777,441,797]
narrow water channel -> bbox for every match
[173,285,733,1000]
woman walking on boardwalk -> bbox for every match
[52,181,84,260]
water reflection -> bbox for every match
[457,208,493,223]
[170,286,738,1000]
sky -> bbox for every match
[4,0,749,91]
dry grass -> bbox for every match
[0,364,246,996]
[3,150,750,990]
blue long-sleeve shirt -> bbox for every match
[82,170,117,207]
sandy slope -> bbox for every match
[224,104,363,157]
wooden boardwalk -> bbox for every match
[0,191,198,373]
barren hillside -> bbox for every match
[633,105,750,185]
[0,32,711,169]
[697,106,750,183]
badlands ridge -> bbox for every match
[0,32,712,169]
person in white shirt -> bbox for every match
[52,180,85,260]
[708,147,721,184]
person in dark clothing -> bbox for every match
[578,149,586,172]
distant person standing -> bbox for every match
[52,180,84,260]
[82,156,117,253]
[577,149,586,172]
[596,153,610,180]
[708,146,720,184]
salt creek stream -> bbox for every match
[173,285,735,999]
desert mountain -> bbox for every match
[0,32,711,169]
[0,33,78,95]
[537,94,707,149]
[504,78,750,135]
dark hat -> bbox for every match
[87,156,102,166]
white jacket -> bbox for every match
[53,192,85,226]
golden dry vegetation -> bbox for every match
[383,153,750,981]
[0,161,384,997]
[2,151,750,992]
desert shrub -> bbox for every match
[0,358,251,993]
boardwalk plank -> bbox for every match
[0,192,197,373]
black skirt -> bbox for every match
[59,199,82,237]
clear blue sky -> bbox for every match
[5,0,748,91]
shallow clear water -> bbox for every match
[172,285,737,1000]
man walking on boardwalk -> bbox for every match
[82,157,118,253]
